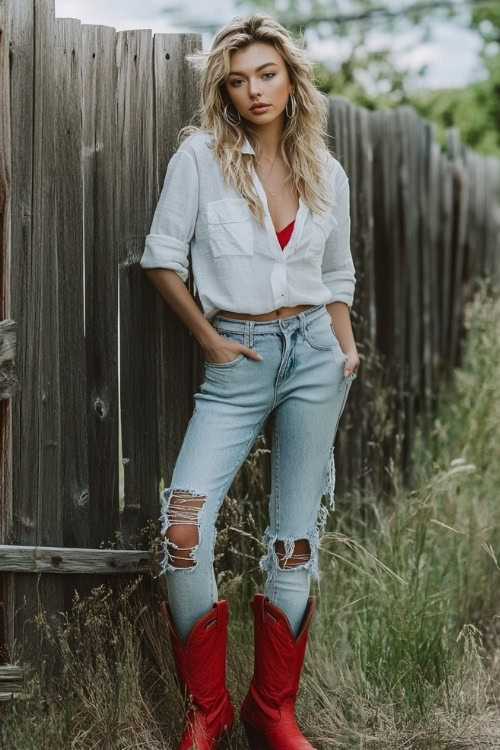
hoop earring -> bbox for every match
[285,93,297,118]
[222,103,241,126]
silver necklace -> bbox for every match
[263,177,286,199]
[256,149,285,198]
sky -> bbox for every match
[54,0,487,92]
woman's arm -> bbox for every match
[144,269,219,350]
[140,147,260,364]
[145,269,262,363]
[322,160,359,377]
[326,301,359,377]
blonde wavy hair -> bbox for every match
[177,12,336,229]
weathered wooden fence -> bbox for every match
[0,0,499,676]
[330,102,500,499]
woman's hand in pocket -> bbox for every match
[343,348,360,377]
[203,333,263,364]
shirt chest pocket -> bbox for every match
[207,199,254,258]
[305,212,337,265]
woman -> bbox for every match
[140,12,360,750]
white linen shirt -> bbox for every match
[139,131,356,322]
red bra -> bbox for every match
[276,218,295,250]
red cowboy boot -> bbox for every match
[240,593,317,750]
[161,599,235,750]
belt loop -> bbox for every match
[299,311,305,338]
[250,321,254,348]
[244,321,250,349]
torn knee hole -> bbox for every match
[165,491,207,568]
[274,538,311,569]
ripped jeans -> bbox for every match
[158,304,356,642]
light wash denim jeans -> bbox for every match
[158,303,356,641]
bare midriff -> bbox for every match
[216,304,316,322]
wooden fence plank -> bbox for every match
[6,0,61,667]
[351,105,374,497]
[147,32,202,529]
[116,28,156,551]
[81,23,121,555]
[419,120,434,420]
[447,128,469,370]
[0,0,13,666]
[428,137,442,411]
[0,544,153,574]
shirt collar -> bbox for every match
[241,135,255,155]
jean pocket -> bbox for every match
[207,199,254,258]
[205,329,247,367]
[304,312,339,351]
[335,372,353,430]
[339,370,356,391]
[205,353,245,368]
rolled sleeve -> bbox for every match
[321,161,356,311]
[139,150,199,282]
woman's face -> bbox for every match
[224,42,294,127]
